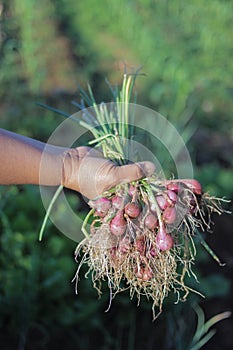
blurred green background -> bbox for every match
[0,1,233,349]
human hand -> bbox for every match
[61,146,155,199]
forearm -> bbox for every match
[0,128,155,199]
[0,128,67,186]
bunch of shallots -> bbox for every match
[74,176,224,318]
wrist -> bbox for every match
[60,148,81,192]
[39,146,66,187]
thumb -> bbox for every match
[116,161,155,184]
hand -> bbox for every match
[62,146,155,199]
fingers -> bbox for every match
[115,161,155,185]
[77,146,103,159]
[136,161,156,177]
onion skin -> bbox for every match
[148,247,157,258]
[94,209,107,218]
[156,224,174,251]
[112,195,124,209]
[166,182,180,193]
[135,267,143,279]
[124,202,141,218]
[156,233,174,251]
[165,179,202,195]
[89,197,111,212]
[156,195,168,210]
[142,266,153,281]
[167,190,177,203]
[128,185,136,196]
[144,213,158,230]
[109,247,117,259]
[118,236,130,254]
[135,236,145,254]
[110,210,127,236]
[163,207,176,224]
[180,179,202,195]
[135,265,153,281]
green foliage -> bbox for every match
[197,163,233,199]
[189,306,231,350]
[60,0,233,123]
[12,0,77,93]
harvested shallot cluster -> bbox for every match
[74,175,224,318]
[71,72,227,318]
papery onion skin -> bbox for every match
[156,224,174,251]
[180,179,202,195]
[166,182,180,193]
[118,236,130,253]
[124,202,141,218]
[167,190,177,203]
[112,195,124,209]
[135,236,146,254]
[156,195,168,210]
[156,233,174,251]
[128,185,136,196]
[144,213,158,230]
[163,206,176,224]
[89,197,112,212]
[110,210,127,236]
[94,209,107,218]
[165,179,202,195]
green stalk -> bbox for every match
[196,231,226,266]
[88,133,117,145]
[124,74,132,138]
[81,208,95,238]
[190,305,231,350]
[39,185,63,241]
[120,74,127,138]
[141,180,163,227]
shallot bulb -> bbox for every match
[112,195,124,209]
[89,197,111,212]
[180,179,202,195]
[167,190,177,203]
[166,182,180,193]
[155,195,168,210]
[128,184,136,196]
[142,266,153,281]
[135,236,146,254]
[124,202,141,218]
[110,210,127,236]
[135,265,153,281]
[144,213,158,230]
[156,224,174,251]
[118,236,130,254]
[165,179,202,195]
[163,207,176,224]
[147,247,157,258]
[94,209,107,218]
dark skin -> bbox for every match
[0,128,155,199]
